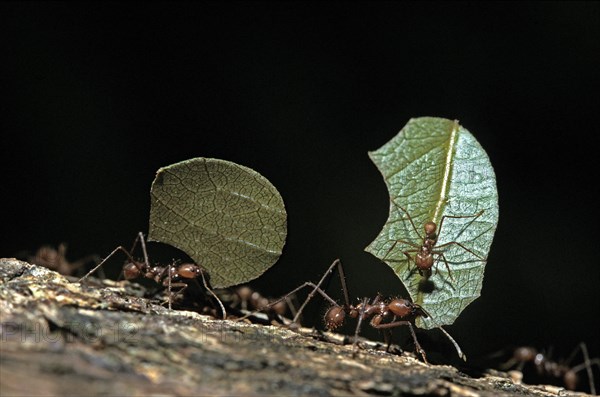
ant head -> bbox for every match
[324,306,346,330]
[424,221,437,235]
[177,263,201,279]
[123,262,141,280]
[388,298,413,318]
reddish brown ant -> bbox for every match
[213,285,296,325]
[501,344,599,394]
[383,201,486,281]
[234,286,290,317]
[239,259,465,363]
[25,243,100,277]
[78,232,226,318]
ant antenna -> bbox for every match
[198,270,226,320]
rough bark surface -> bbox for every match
[0,259,590,396]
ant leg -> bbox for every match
[291,259,348,325]
[332,259,351,309]
[197,270,226,320]
[78,246,138,282]
[383,240,419,260]
[567,343,598,395]
[164,281,188,309]
[383,243,419,276]
[432,252,455,282]
[437,210,484,240]
[396,303,465,361]
[136,232,151,270]
[372,320,428,364]
[436,326,466,361]
[235,281,339,323]
[351,297,369,357]
[235,260,344,324]
[389,200,424,240]
[434,240,486,261]
[572,358,600,395]
[70,253,102,277]
[420,305,465,361]
[167,265,173,311]
[383,316,396,353]
[435,211,485,260]
[78,232,150,283]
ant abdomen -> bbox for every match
[324,306,345,330]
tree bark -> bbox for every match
[0,259,590,396]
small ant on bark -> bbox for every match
[383,201,485,281]
[234,286,290,317]
[501,344,599,394]
[239,259,465,363]
[25,243,100,277]
[214,285,296,325]
[78,232,226,318]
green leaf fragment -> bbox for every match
[148,157,287,288]
[365,117,499,328]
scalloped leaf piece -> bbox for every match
[148,157,287,288]
[365,117,499,328]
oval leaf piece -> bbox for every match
[148,158,287,288]
[365,117,499,328]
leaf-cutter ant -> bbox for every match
[383,201,486,281]
[238,259,465,363]
[501,344,599,394]
[78,232,226,318]
[24,243,100,277]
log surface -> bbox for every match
[0,259,589,396]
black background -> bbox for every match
[2,1,599,373]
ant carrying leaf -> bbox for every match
[238,259,465,364]
[78,157,288,321]
[79,232,227,317]
[366,117,499,328]
[382,200,485,282]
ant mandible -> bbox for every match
[502,344,600,394]
[239,259,465,364]
[383,201,486,281]
[78,232,226,318]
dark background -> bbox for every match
[2,0,599,375]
